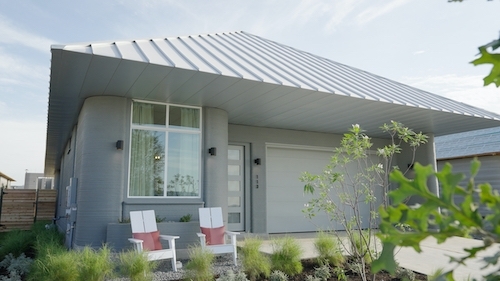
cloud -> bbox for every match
[402,74,500,115]
[413,50,425,55]
[0,15,53,53]
[0,119,47,185]
[355,0,413,26]
[0,49,48,89]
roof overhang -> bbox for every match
[45,32,500,176]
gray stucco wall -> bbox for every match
[72,96,129,248]
[203,108,229,220]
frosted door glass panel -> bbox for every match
[228,213,240,224]
[228,181,240,192]
[228,149,240,160]
[228,165,240,176]
[228,197,240,207]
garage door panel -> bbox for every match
[266,145,381,233]
[267,146,333,233]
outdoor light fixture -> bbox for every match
[116,140,124,150]
[208,147,217,156]
[254,158,261,165]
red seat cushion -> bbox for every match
[200,226,226,245]
[132,230,162,251]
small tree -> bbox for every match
[301,121,427,281]
[373,158,500,280]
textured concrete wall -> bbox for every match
[72,96,129,248]
[203,108,229,221]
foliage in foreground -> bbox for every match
[240,237,271,280]
[184,246,215,281]
[313,231,345,267]
[118,250,157,281]
[302,122,427,281]
[270,237,303,277]
[373,159,500,280]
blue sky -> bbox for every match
[1,0,499,185]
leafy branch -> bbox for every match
[373,159,500,280]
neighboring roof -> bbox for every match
[46,31,500,175]
[0,172,15,182]
[435,127,500,160]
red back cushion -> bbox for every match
[132,230,162,251]
[200,226,226,245]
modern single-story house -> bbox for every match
[45,31,500,252]
[436,126,500,216]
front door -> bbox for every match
[227,145,245,231]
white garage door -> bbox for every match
[266,145,381,233]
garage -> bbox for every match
[266,144,381,233]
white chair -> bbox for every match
[197,207,240,265]
[128,210,180,271]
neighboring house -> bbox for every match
[24,172,44,189]
[436,126,500,216]
[0,172,15,189]
[45,31,500,251]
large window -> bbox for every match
[129,101,201,197]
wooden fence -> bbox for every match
[0,189,57,231]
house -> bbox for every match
[45,31,500,252]
[0,172,15,189]
[436,126,500,216]
[24,172,44,189]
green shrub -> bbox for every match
[28,250,79,281]
[350,231,373,265]
[314,231,345,267]
[216,270,249,281]
[0,253,33,280]
[270,237,303,276]
[394,267,416,281]
[240,237,271,280]
[269,270,288,281]
[313,264,331,281]
[333,266,347,281]
[184,246,214,281]
[0,230,34,258]
[118,250,157,281]
[77,246,114,281]
[179,214,192,222]
[305,275,320,281]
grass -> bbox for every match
[241,237,271,280]
[270,236,303,277]
[184,246,215,281]
[118,250,157,281]
[314,231,345,267]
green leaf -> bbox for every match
[371,242,397,274]
[471,47,500,87]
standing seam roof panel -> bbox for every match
[185,36,242,78]
[134,40,173,66]
[174,37,220,74]
[230,32,319,91]
[239,32,346,95]
[152,39,196,70]
[213,33,286,86]
[114,41,148,62]
[196,35,259,80]
[91,43,121,58]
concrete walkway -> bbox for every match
[239,233,499,280]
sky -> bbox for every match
[0,0,499,185]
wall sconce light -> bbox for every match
[116,140,124,150]
[254,158,261,165]
[208,147,217,156]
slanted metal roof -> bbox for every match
[435,127,500,159]
[46,31,500,175]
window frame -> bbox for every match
[127,100,203,199]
